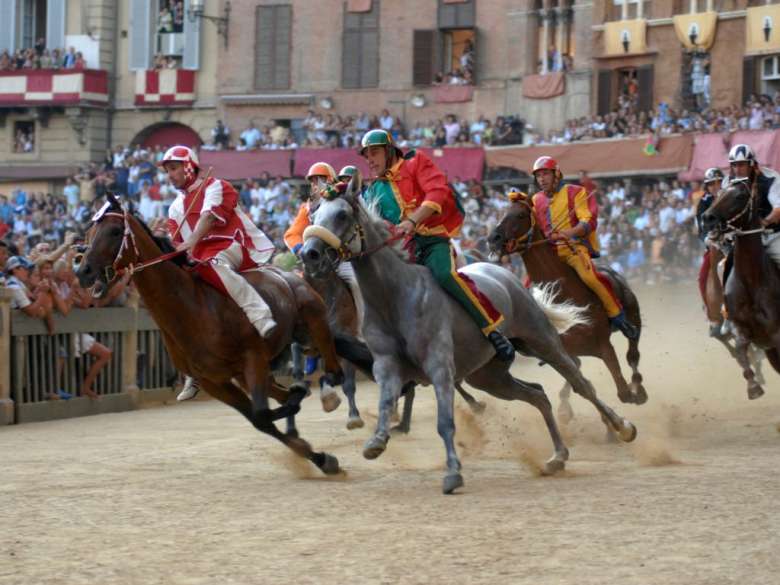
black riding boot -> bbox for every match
[487,331,515,363]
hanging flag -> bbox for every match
[643,132,660,156]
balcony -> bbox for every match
[0,69,109,108]
[135,69,196,107]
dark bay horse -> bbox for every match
[301,176,636,494]
[77,194,349,474]
[703,180,780,398]
[487,193,647,420]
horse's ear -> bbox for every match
[345,170,363,203]
[507,191,529,204]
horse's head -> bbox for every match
[301,170,364,278]
[77,192,130,297]
[487,191,536,259]
[702,179,753,234]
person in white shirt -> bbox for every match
[240,122,262,149]
[379,109,394,131]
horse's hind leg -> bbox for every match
[456,382,486,414]
[466,361,569,475]
[557,382,574,425]
[342,361,364,430]
[291,342,305,381]
[391,382,416,434]
[748,345,766,385]
[625,336,647,405]
[734,336,765,399]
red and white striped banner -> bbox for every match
[134,70,196,107]
[0,70,108,106]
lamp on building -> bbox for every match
[318,97,334,110]
[188,0,231,49]
[688,27,698,48]
[621,31,630,53]
[764,16,773,43]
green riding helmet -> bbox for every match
[359,129,404,158]
[338,165,359,181]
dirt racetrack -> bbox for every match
[2,283,779,585]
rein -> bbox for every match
[715,180,769,240]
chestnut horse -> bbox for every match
[488,193,647,420]
[77,194,351,475]
[702,179,780,398]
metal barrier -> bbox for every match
[0,293,179,425]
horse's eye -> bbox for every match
[336,209,348,222]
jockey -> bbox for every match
[161,145,276,401]
[337,165,359,182]
[284,162,365,327]
[696,167,724,315]
[724,143,780,269]
[531,156,638,339]
[360,128,515,362]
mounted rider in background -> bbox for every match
[360,128,515,362]
[530,155,638,339]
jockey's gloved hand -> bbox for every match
[293,243,303,256]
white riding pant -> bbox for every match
[336,262,364,333]
[211,242,276,337]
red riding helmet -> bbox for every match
[532,156,559,175]
[160,145,200,169]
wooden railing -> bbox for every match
[0,291,178,425]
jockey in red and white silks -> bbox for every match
[161,145,277,340]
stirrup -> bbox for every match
[487,331,515,363]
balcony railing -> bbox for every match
[0,69,109,107]
[135,69,196,107]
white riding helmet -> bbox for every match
[728,144,756,165]
[160,145,200,168]
[703,167,725,185]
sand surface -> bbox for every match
[2,283,779,585]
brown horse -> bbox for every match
[702,180,780,398]
[487,193,647,419]
[77,194,350,474]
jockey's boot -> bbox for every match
[305,355,320,375]
[487,331,515,363]
[609,311,639,340]
[255,318,278,339]
[177,376,200,401]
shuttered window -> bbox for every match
[743,57,757,105]
[255,5,292,90]
[182,0,201,70]
[438,0,475,29]
[0,0,17,52]
[129,0,153,71]
[341,0,379,89]
[637,64,654,113]
[46,0,65,52]
[597,69,612,116]
[413,29,444,87]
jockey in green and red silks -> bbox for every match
[359,129,515,362]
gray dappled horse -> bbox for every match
[301,175,637,494]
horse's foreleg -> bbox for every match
[465,360,569,475]
[429,363,464,495]
[748,345,766,385]
[455,382,486,414]
[298,301,344,412]
[599,343,635,405]
[363,358,404,460]
[734,336,764,400]
[557,381,574,425]
[342,361,364,430]
[291,342,304,381]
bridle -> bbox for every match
[716,178,768,238]
[502,197,538,255]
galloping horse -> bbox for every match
[703,180,780,398]
[487,193,647,421]
[700,242,765,384]
[77,194,349,474]
[301,175,637,494]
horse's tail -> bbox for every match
[530,283,590,335]
[334,333,375,379]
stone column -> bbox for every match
[689,0,696,13]
[0,290,15,425]
[541,9,551,74]
[637,0,644,19]
[121,289,140,401]
[622,0,629,20]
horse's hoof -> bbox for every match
[470,401,487,415]
[541,458,566,476]
[318,453,340,475]
[632,386,649,405]
[618,392,634,405]
[747,384,765,400]
[390,424,410,435]
[442,472,464,494]
[618,420,638,443]
[363,436,388,460]
[320,386,342,413]
[346,416,365,430]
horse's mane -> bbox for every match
[105,197,190,268]
[359,198,408,259]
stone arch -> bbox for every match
[131,122,203,149]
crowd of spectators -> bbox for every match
[0,42,86,71]
[157,0,185,34]
[14,124,35,153]
[529,94,780,146]
[205,111,527,151]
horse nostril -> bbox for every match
[305,248,321,262]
